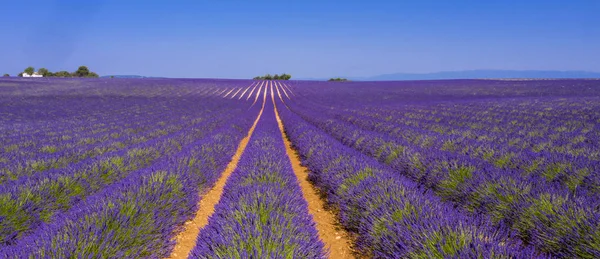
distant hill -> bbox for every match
[101,75,163,78]
[302,70,600,81]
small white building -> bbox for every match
[22,72,43,78]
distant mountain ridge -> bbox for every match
[302,70,600,81]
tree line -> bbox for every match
[253,73,291,80]
[328,78,349,81]
[15,66,99,78]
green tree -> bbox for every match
[87,72,99,78]
[2,74,9,77]
[328,77,348,81]
[253,73,291,80]
[18,73,23,77]
[38,68,49,76]
[74,66,90,77]
[110,75,115,78]
[24,67,35,75]
[54,71,71,77]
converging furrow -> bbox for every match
[190,85,326,258]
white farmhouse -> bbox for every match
[22,72,43,78]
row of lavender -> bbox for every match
[342,99,600,184]
[0,108,235,245]
[0,78,257,256]
[295,99,600,200]
[192,95,326,258]
[361,98,600,157]
[1,102,226,185]
[0,78,245,151]
[289,80,600,161]
[0,78,248,181]
[275,93,541,258]
[285,79,600,257]
[0,93,217,151]
[0,79,228,169]
[2,106,256,257]
[0,81,247,246]
[0,78,227,138]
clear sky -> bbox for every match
[1,0,598,78]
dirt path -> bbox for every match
[207,88,219,95]
[229,87,243,99]
[251,81,264,106]
[282,82,295,96]
[216,88,228,96]
[238,82,255,100]
[166,87,268,259]
[246,81,260,101]
[278,81,291,99]
[274,82,289,109]
[222,88,236,98]
[271,85,355,259]
[263,81,269,102]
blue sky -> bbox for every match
[1,0,598,78]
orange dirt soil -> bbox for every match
[281,82,295,96]
[222,88,235,98]
[165,86,267,259]
[229,87,243,99]
[274,82,290,110]
[246,82,259,101]
[271,83,354,259]
[251,81,264,106]
[278,81,291,99]
[238,82,256,100]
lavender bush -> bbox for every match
[284,79,600,257]
[276,96,543,258]
[191,98,326,258]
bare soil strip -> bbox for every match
[271,85,354,259]
[166,89,268,259]
[217,88,228,96]
[279,81,293,99]
[229,87,243,99]
[222,88,236,98]
[274,82,283,102]
[282,82,295,96]
[274,82,290,110]
[238,82,256,100]
[278,81,291,99]
[251,82,264,106]
[286,84,295,96]
[263,81,269,101]
[246,81,260,101]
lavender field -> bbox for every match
[1,77,599,258]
